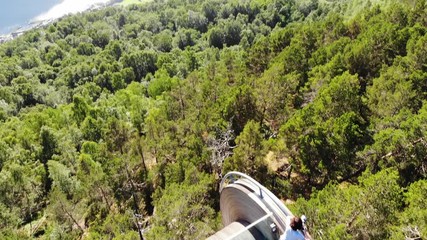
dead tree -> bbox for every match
[208,124,235,179]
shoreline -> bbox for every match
[0,0,124,44]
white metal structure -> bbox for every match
[208,172,295,240]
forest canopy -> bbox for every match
[0,0,426,239]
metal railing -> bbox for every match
[220,172,293,232]
[226,212,274,240]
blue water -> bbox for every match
[0,0,61,34]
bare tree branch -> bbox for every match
[208,123,235,178]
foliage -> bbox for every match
[0,0,426,238]
[293,168,403,239]
[391,179,427,239]
[147,165,218,239]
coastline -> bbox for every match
[0,0,123,44]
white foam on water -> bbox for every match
[33,0,111,21]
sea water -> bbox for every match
[0,0,60,34]
[0,0,112,34]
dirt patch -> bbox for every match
[264,151,289,172]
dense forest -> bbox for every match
[0,0,426,239]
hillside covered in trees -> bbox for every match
[0,0,426,239]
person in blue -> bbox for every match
[280,216,311,240]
